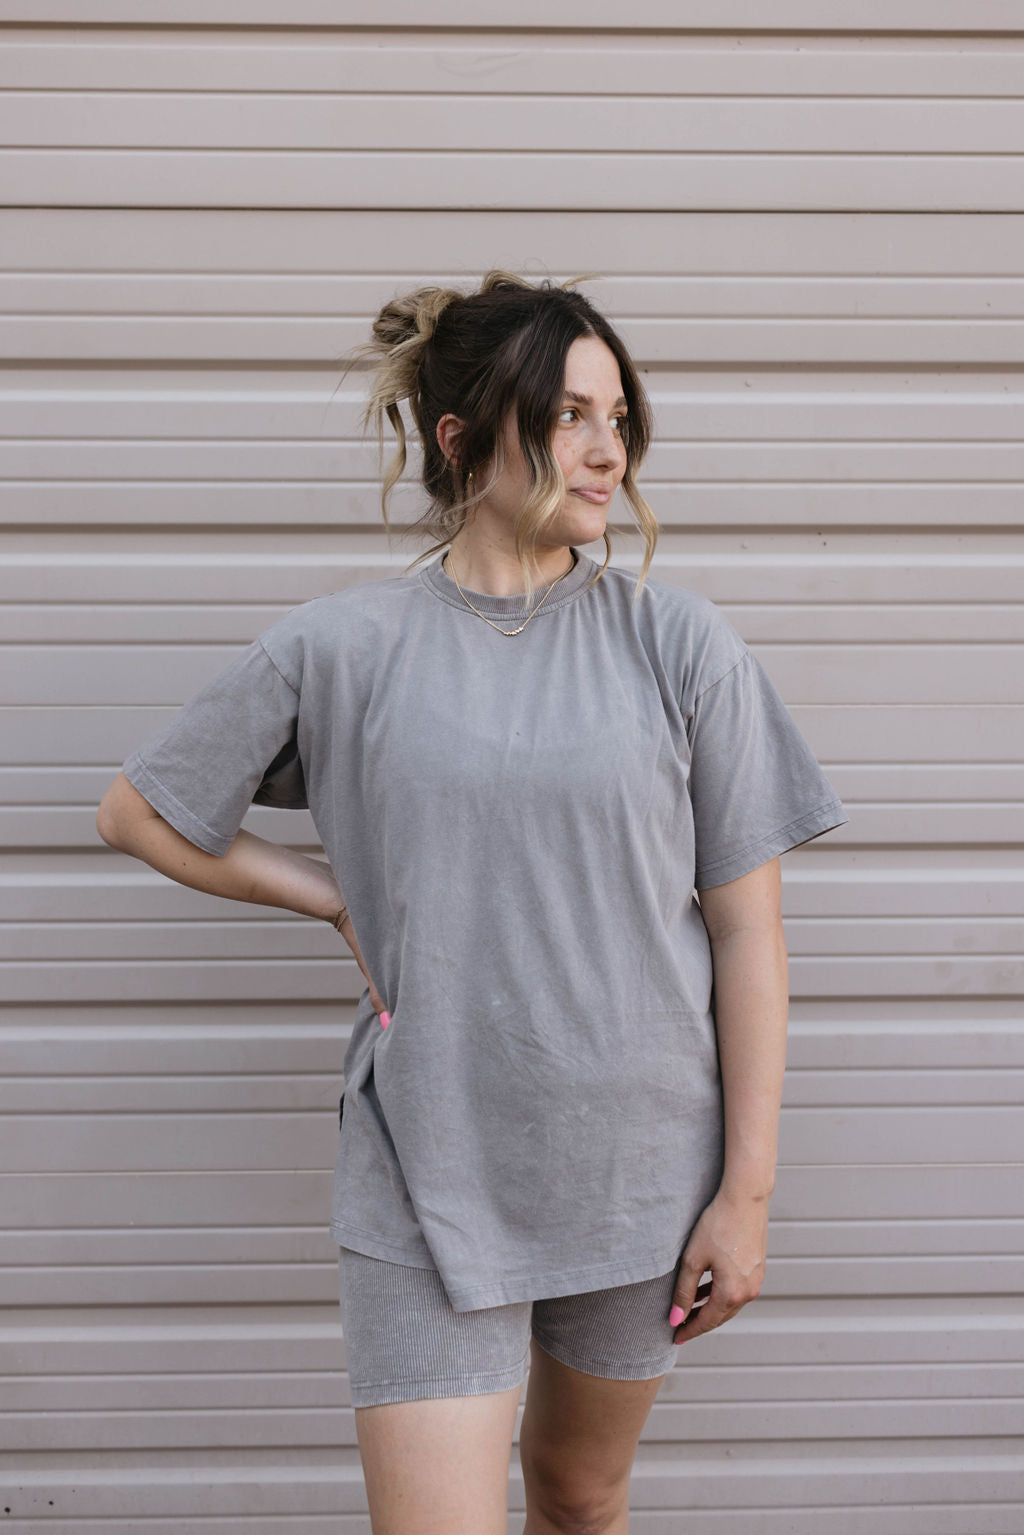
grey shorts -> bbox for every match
[338,1245,684,1408]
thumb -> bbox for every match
[369,981,389,1027]
[670,1250,708,1325]
[332,912,389,1027]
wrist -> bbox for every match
[287,851,344,924]
[719,1165,777,1203]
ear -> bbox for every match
[436,412,466,467]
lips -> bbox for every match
[571,487,612,503]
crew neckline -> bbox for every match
[420,547,599,620]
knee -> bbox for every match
[525,1476,626,1534]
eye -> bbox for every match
[558,407,629,431]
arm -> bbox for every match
[669,855,789,1343]
[96,771,387,1016]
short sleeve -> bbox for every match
[688,648,848,891]
[121,636,308,857]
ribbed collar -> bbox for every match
[420,547,599,621]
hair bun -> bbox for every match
[371,285,463,354]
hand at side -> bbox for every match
[669,1187,768,1344]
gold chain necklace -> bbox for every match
[443,549,577,638]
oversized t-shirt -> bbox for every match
[122,547,848,1312]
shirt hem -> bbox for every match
[330,1220,439,1269]
[331,1221,685,1311]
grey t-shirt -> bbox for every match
[122,548,848,1311]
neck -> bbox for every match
[443,537,577,598]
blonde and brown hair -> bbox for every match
[343,269,658,603]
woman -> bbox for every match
[97,271,848,1534]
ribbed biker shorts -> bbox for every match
[338,1244,683,1408]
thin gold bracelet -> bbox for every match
[331,906,349,933]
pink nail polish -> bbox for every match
[380,1012,390,1029]
[669,1305,685,1327]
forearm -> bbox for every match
[108,812,343,924]
[709,921,790,1202]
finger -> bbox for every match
[677,1283,713,1324]
[669,1267,712,1325]
[673,1296,732,1344]
[674,1285,748,1344]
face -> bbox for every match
[458,334,630,553]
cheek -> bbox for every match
[554,441,582,479]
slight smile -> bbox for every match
[571,488,612,504]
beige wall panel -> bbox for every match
[3,30,1023,97]
[3,1169,333,1227]
[4,209,1024,378]
[5,206,1023,274]
[8,1389,1024,1453]
[778,1164,1024,1220]
[8,96,1024,156]
[0,1450,1023,1534]
[9,148,1022,213]
[5,1,1023,26]
[2,959,354,1004]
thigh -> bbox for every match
[338,1244,532,1408]
[355,1388,522,1535]
[530,1259,682,1383]
[339,1247,529,1533]
[518,1337,665,1510]
[518,1264,682,1506]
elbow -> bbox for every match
[96,773,148,853]
[96,796,129,852]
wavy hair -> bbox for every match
[338,269,658,604]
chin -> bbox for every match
[558,508,608,547]
[570,518,608,550]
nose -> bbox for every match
[587,419,627,471]
[589,432,629,478]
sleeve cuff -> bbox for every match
[122,753,234,858]
[694,798,849,891]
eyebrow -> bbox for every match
[562,390,628,410]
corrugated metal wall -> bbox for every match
[2,5,1022,1529]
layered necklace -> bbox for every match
[442,548,578,638]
